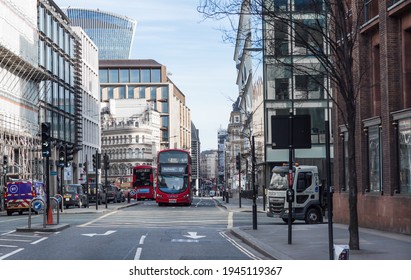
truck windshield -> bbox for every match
[269,171,289,190]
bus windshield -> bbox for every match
[134,170,152,187]
[158,174,188,194]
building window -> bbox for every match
[275,78,289,100]
[139,87,146,98]
[119,69,129,83]
[294,0,322,12]
[130,69,140,83]
[399,118,411,194]
[151,69,161,82]
[128,86,135,98]
[403,29,411,108]
[109,69,119,83]
[100,69,108,83]
[364,0,379,23]
[368,125,382,192]
[141,69,150,82]
[295,75,323,99]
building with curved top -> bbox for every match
[61,7,136,60]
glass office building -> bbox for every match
[62,8,137,60]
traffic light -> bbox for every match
[92,153,96,169]
[236,154,241,170]
[92,152,101,169]
[103,153,110,170]
[2,155,7,175]
[58,147,65,167]
[65,144,74,166]
[41,122,51,157]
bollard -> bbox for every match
[128,192,131,203]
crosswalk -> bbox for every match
[0,230,53,260]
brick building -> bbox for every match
[333,0,411,234]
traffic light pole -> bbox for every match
[45,156,51,223]
[95,150,98,211]
[104,153,108,209]
[238,154,241,209]
[252,136,257,230]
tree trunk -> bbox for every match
[347,109,360,250]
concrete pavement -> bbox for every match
[216,195,411,260]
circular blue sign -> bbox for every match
[9,184,18,194]
[32,200,43,211]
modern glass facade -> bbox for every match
[62,8,136,60]
[38,1,79,146]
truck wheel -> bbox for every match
[305,208,321,224]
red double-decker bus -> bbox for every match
[156,149,192,206]
[132,165,156,200]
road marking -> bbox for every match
[78,211,117,227]
[0,238,32,243]
[171,239,199,243]
[219,231,261,260]
[0,248,24,260]
[82,230,116,237]
[134,247,142,260]
[139,235,146,245]
[183,232,206,239]
[31,237,48,245]
[0,245,18,248]
[1,230,16,236]
[227,212,233,229]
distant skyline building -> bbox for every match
[61,7,137,60]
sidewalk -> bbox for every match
[216,196,411,260]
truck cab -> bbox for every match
[266,165,325,224]
[4,180,46,216]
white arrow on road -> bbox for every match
[82,230,116,237]
[183,232,206,239]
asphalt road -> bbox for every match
[0,197,268,260]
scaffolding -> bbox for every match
[0,43,49,181]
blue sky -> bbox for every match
[54,0,239,150]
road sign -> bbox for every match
[64,166,72,180]
[50,171,57,176]
[32,200,44,211]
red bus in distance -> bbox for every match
[132,165,156,200]
[156,149,192,206]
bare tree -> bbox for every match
[198,0,370,250]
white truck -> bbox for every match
[266,165,327,224]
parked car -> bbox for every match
[82,183,104,205]
[104,185,116,203]
[63,184,88,208]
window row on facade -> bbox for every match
[102,148,148,160]
[39,4,75,59]
[99,68,161,83]
[102,135,149,145]
[100,85,168,104]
